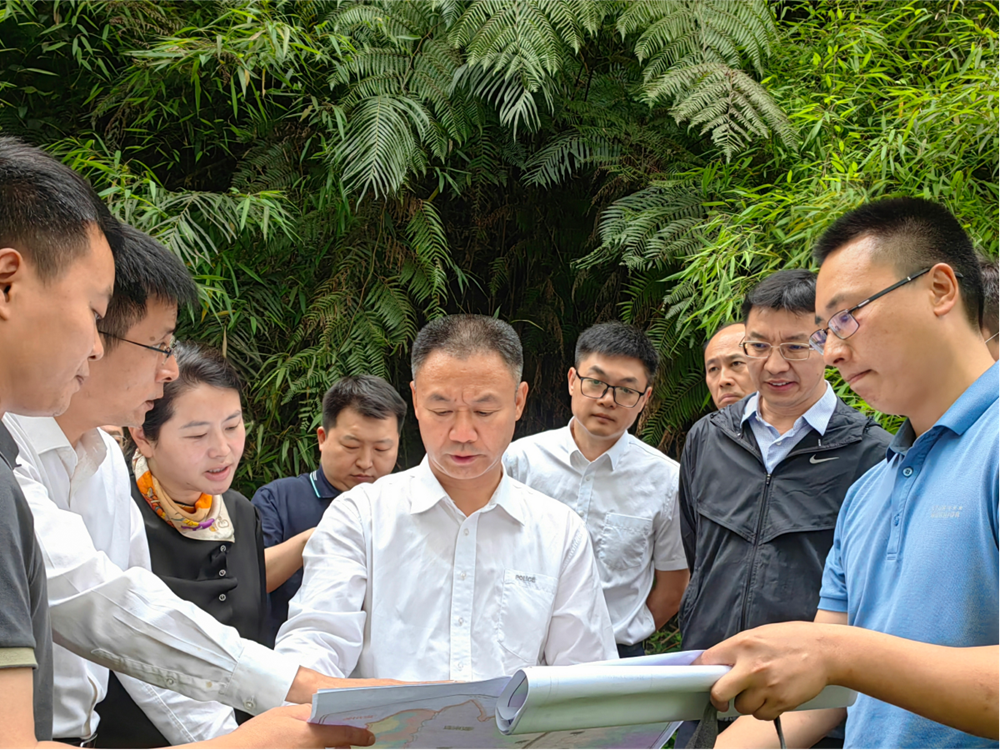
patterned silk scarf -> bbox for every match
[133,452,235,542]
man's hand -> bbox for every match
[694,620,842,720]
[285,666,407,704]
[210,704,374,749]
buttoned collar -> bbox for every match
[742,380,837,437]
[409,455,526,525]
[563,419,630,471]
[887,362,998,460]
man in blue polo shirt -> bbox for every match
[704,197,998,749]
[251,375,406,645]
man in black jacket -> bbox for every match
[675,270,891,746]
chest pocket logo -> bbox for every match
[496,568,558,670]
[598,513,653,572]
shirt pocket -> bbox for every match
[496,568,558,670]
[597,513,653,572]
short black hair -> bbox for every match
[0,136,111,281]
[322,375,407,432]
[741,269,816,322]
[813,197,983,328]
[129,342,241,450]
[979,255,998,337]
[703,320,744,351]
[411,315,523,380]
[574,322,659,383]
[100,223,199,350]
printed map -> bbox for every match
[312,681,675,749]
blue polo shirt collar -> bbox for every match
[887,362,998,460]
[311,466,340,498]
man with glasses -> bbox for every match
[505,322,689,659]
[703,198,997,749]
[674,270,890,747]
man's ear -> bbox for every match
[566,367,576,395]
[514,380,529,421]
[409,381,418,416]
[316,426,327,448]
[129,426,156,458]
[0,247,25,321]
[927,262,961,318]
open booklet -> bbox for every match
[310,650,856,749]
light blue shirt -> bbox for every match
[742,381,837,472]
[819,362,999,749]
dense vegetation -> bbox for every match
[1,0,996,491]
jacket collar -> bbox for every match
[712,390,872,450]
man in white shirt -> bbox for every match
[0,137,374,749]
[7,223,387,746]
[276,315,617,680]
[504,322,689,658]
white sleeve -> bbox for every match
[116,673,238,744]
[12,447,298,715]
[652,462,687,571]
[275,492,369,678]
[543,515,618,665]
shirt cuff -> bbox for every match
[225,639,299,714]
[817,596,848,613]
[652,554,688,571]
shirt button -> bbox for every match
[893,516,900,526]
[219,594,227,601]
[219,570,227,577]
[166,677,175,686]
[457,662,464,670]
[584,476,592,482]
[458,617,464,626]
[902,467,913,477]
[244,699,255,711]
[463,529,469,536]
[460,572,466,581]
[220,544,227,552]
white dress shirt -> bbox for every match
[275,457,617,680]
[504,422,687,646]
[743,381,837,473]
[3,414,298,736]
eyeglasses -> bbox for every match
[100,331,176,360]
[574,372,646,408]
[740,340,813,361]
[809,268,931,354]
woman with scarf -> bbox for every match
[97,343,307,748]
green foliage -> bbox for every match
[0,0,995,488]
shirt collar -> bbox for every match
[311,466,341,499]
[563,418,630,470]
[887,362,998,459]
[741,381,837,437]
[410,455,526,525]
[11,415,108,488]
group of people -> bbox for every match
[0,133,996,750]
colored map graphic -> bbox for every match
[315,687,673,749]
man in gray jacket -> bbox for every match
[676,269,891,746]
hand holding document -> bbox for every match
[310,651,856,748]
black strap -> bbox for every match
[684,703,787,749]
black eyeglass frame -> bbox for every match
[99,331,176,359]
[573,371,647,408]
[809,267,932,354]
[739,339,814,361]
